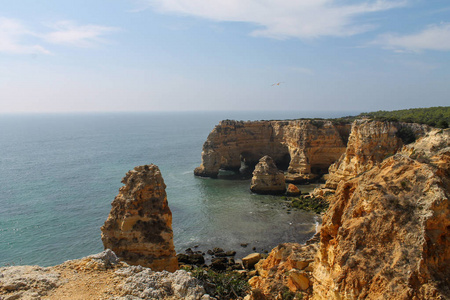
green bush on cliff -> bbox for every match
[186,267,250,300]
[359,106,450,128]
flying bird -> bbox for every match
[271,82,284,86]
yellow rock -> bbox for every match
[288,270,309,291]
[242,253,262,269]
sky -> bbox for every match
[0,0,449,113]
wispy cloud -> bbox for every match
[374,22,450,52]
[43,21,119,47]
[0,17,118,55]
[140,0,407,39]
[0,17,50,54]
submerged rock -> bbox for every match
[101,164,178,272]
[250,156,286,195]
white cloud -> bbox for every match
[0,17,50,54]
[0,17,118,54]
[142,0,406,39]
[43,21,119,48]
[374,23,450,52]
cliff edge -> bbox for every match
[250,128,449,299]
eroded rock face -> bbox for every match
[194,120,349,182]
[324,120,430,190]
[101,165,178,272]
[250,156,286,195]
[313,129,450,299]
[249,243,318,299]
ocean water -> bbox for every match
[0,111,355,267]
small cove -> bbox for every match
[0,111,352,266]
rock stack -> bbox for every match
[101,164,178,272]
[250,156,286,195]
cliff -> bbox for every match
[323,120,430,190]
[314,128,450,299]
[194,120,350,182]
[250,128,450,299]
[101,165,178,272]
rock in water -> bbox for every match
[250,156,286,195]
[101,164,178,272]
[286,183,300,196]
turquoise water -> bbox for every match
[0,111,354,267]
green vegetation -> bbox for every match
[281,287,303,300]
[290,196,329,214]
[185,267,250,300]
[395,126,416,144]
[359,106,450,128]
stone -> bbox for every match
[101,164,178,272]
[176,253,205,266]
[242,253,262,269]
[210,257,228,271]
[287,270,309,291]
[250,156,286,195]
[286,184,300,196]
[0,266,61,299]
[225,250,236,256]
[212,247,224,254]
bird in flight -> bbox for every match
[271,82,284,86]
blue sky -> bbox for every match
[0,0,449,113]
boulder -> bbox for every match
[250,156,286,195]
[286,184,300,196]
[242,253,262,269]
[101,164,178,272]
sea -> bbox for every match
[0,111,357,267]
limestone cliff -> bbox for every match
[314,128,450,299]
[101,165,178,272]
[248,129,449,300]
[324,120,430,190]
[250,155,286,195]
[194,119,350,182]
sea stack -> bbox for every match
[101,164,178,272]
[250,155,286,195]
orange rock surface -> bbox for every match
[194,120,350,182]
[101,165,178,272]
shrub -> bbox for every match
[396,126,416,144]
[187,267,250,300]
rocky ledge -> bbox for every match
[0,249,212,300]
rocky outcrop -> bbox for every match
[0,265,61,299]
[101,165,178,272]
[194,120,350,182]
[313,129,450,299]
[247,129,449,300]
[324,120,430,190]
[0,250,212,300]
[250,156,286,194]
[248,243,318,299]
